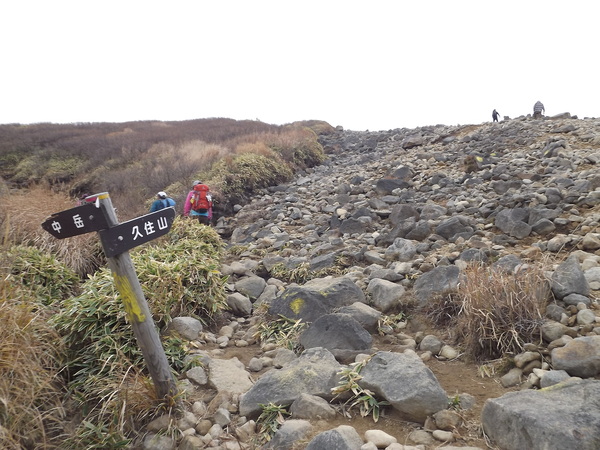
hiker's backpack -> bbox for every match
[191,184,211,213]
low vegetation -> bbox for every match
[255,402,291,445]
[332,359,390,423]
[254,314,306,352]
[0,118,334,220]
[424,263,550,361]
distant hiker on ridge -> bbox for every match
[492,109,500,122]
[533,101,545,119]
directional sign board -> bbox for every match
[99,207,176,258]
[42,202,110,239]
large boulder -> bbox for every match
[268,277,366,323]
[482,380,600,450]
[358,351,448,423]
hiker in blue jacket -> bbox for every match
[150,191,175,212]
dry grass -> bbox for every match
[0,185,103,276]
[0,295,66,449]
[425,263,550,361]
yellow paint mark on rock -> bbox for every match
[290,298,304,314]
[114,273,146,322]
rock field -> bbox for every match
[145,114,600,450]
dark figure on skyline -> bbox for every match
[492,109,500,122]
[533,101,545,119]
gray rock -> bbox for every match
[584,266,600,290]
[366,278,406,312]
[551,336,600,377]
[389,204,420,226]
[272,348,297,368]
[482,379,600,450]
[336,302,382,332]
[384,237,417,261]
[234,276,267,301]
[299,313,372,352]
[269,277,366,323]
[419,335,444,354]
[339,217,367,235]
[254,284,279,308]
[577,308,596,326]
[531,218,556,235]
[545,303,567,321]
[419,204,447,220]
[306,425,363,450]
[551,255,590,300]
[359,351,448,423]
[309,252,339,271]
[435,216,473,241]
[413,265,460,305]
[290,393,336,420]
[185,366,208,386]
[539,369,571,388]
[164,317,203,341]
[562,293,591,307]
[142,433,176,450]
[364,429,397,447]
[540,321,577,342]
[458,248,488,263]
[264,419,313,450]
[239,347,342,418]
[492,254,522,273]
[208,357,253,394]
[500,367,523,387]
[495,208,532,239]
[226,292,253,316]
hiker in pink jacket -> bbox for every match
[183,180,212,225]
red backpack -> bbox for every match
[191,184,212,213]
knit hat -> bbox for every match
[157,191,167,199]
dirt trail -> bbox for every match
[207,313,516,449]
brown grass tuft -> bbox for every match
[0,295,66,449]
[425,263,550,361]
[0,185,103,276]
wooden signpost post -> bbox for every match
[42,192,178,400]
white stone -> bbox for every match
[364,429,397,447]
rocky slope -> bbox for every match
[144,114,600,450]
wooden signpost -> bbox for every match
[42,192,178,400]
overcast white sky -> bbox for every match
[1,1,598,131]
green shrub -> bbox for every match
[254,315,305,352]
[2,245,80,304]
[206,152,293,204]
[52,218,227,445]
[255,403,290,445]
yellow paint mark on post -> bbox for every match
[114,273,146,322]
[290,298,304,314]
